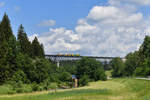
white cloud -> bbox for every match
[30,0,150,57]
[0,2,5,7]
[109,0,150,6]
[30,28,80,54]
[38,20,56,27]
[87,6,143,25]
[29,34,38,42]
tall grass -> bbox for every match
[0,78,150,100]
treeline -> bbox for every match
[0,13,60,94]
[0,13,107,94]
[0,13,45,84]
[110,36,150,78]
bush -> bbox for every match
[49,83,58,93]
[11,81,33,93]
[27,58,52,83]
[41,79,52,90]
[135,67,150,77]
[111,57,125,78]
[32,83,44,91]
[59,72,72,82]
[79,74,89,86]
[49,73,60,83]
[94,68,107,81]
[11,70,30,83]
[0,84,14,95]
[7,90,16,94]
[16,84,32,93]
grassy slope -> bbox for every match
[0,78,150,100]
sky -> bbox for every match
[1,0,150,57]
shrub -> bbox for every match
[94,68,107,81]
[59,72,72,82]
[111,57,125,78]
[32,83,44,91]
[11,70,30,83]
[17,84,32,93]
[49,73,60,83]
[7,90,16,94]
[0,84,14,95]
[135,67,150,77]
[49,83,58,93]
[12,81,33,93]
[79,74,89,86]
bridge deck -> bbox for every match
[45,55,116,59]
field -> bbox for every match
[0,78,150,100]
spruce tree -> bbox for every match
[40,44,45,57]
[31,37,44,58]
[0,13,13,41]
[17,24,31,55]
[0,13,17,84]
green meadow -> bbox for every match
[0,78,150,100]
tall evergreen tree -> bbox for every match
[0,13,13,41]
[31,37,44,58]
[0,13,17,84]
[17,24,31,55]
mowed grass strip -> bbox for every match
[0,78,150,100]
[0,89,111,100]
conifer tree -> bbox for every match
[0,13,17,84]
[17,24,31,55]
[31,37,44,58]
[0,13,13,41]
[40,44,45,57]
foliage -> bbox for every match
[59,64,77,75]
[0,13,13,41]
[59,72,72,82]
[32,83,44,91]
[27,58,51,83]
[110,57,125,77]
[11,70,30,83]
[124,51,139,76]
[139,36,150,59]
[31,37,44,58]
[124,36,150,77]
[78,74,89,86]
[135,58,150,77]
[15,83,33,93]
[49,83,58,93]
[1,79,150,100]
[94,68,107,81]
[17,24,31,56]
[103,61,112,70]
[0,13,17,84]
[76,57,107,81]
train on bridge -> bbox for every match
[57,53,80,57]
[45,54,126,67]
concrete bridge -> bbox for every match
[45,54,126,67]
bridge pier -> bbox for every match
[57,61,60,68]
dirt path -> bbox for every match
[136,77,150,80]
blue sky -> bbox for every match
[0,0,104,35]
[1,0,150,57]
